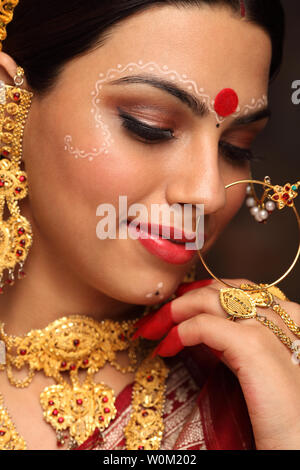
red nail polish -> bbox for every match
[175,279,213,297]
[151,326,184,358]
[132,302,174,341]
[133,311,156,330]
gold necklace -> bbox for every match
[0,314,169,450]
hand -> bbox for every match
[133,279,300,450]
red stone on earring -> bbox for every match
[214,88,239,117]
[13,93,20,102]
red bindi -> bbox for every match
[214,88,239,118]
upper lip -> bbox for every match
[127,219,197,243]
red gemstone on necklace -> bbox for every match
[285,185,291,191]
[19,175,26,183]
[16,250,23,257]
[20,349,27,355]
[98,416,104,422]
[142,411,148,417]
[102,396,108,403]
[0,430,6,436]
[273,195,279,200]
[0,180,4,187]
[76,399,83,405]
[73,339,80,347]
[48,400,54,406]
[104,407,110,414]
[70,364,76,371]
[15,187,22,193]
[282,193,289,200]
[83,359,89,366]
[20,239,26,247]
[18,228,25,235]
[138,446,144,450]
[2,150,9,157]
[147,375,154,382]
[13,93,20,101]
[52,409,59,416]
[58,417,64,424]
[61,361,67,368]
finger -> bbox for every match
[133,279,213,331]
[151,314,241,358]
[134,285,229,341]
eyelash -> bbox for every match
[118,109,261,163]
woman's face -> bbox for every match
[23,5,272,306]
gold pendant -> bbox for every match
[40,380,117,447]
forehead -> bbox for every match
[87,4,272,101]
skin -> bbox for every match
[0,4,297,451]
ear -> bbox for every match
[0,51,30,89]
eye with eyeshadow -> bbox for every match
[118,108,175,144]
[118,108,261,164]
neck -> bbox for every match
[0,233,145,336]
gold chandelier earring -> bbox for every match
[0,66,33,293]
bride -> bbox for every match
[1,0,299,451]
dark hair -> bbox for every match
[3,0,284,95]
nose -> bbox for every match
[165,136,226,216]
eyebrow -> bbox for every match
[109,74,271,125]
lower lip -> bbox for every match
[128,222,197,265]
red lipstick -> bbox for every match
[127,220,198,265]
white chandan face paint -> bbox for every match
[64,60,268,161]
[145,281,164,300]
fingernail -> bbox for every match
[132,302,174,341]
[151,326,184,358]
[175,279,213,297]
